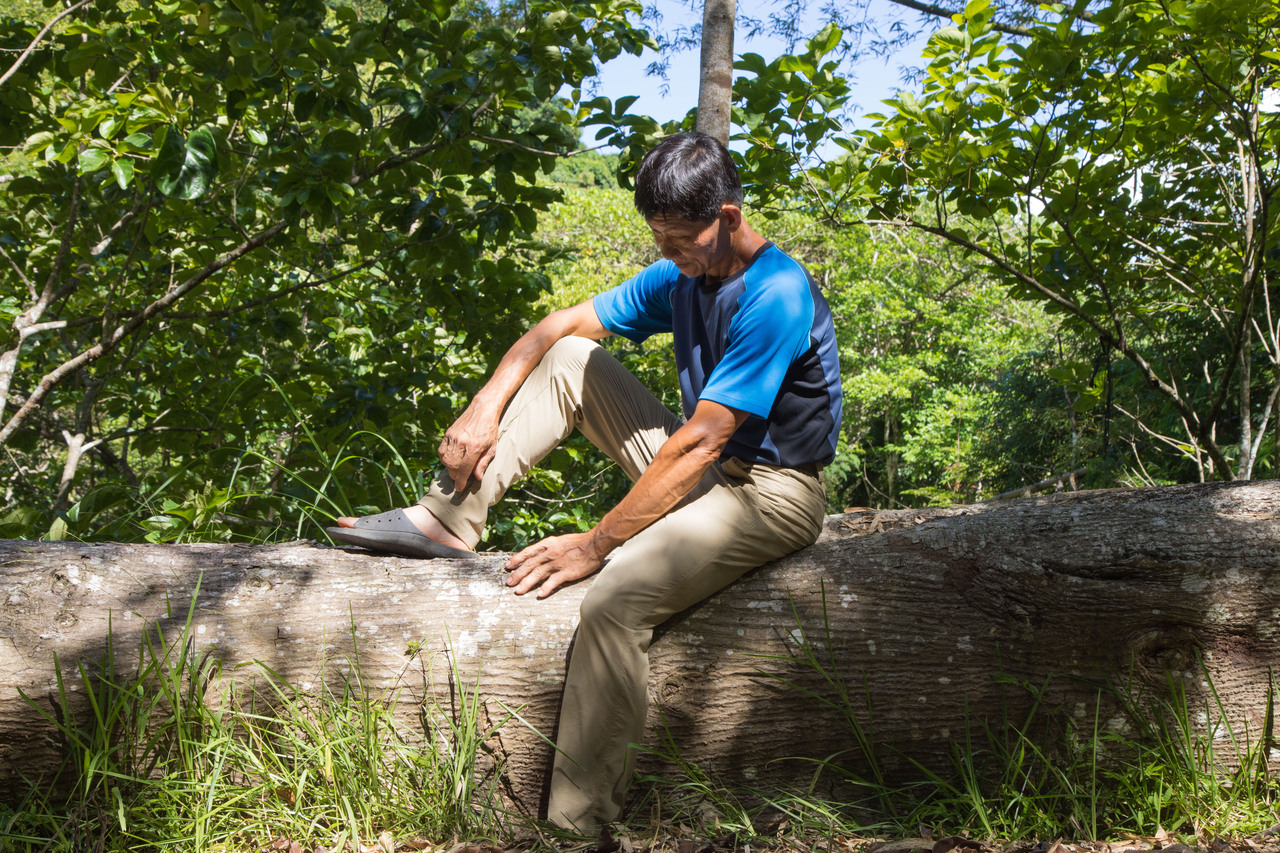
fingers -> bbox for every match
[535,574,565,599]
[438,416,497,492]
[505,543,550,595]
[450,459,476,493]
[519,564,567,599]
[505,538,595,599]
[473,446,497,483]
[439,433,482,492]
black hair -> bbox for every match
[633,132,743,222]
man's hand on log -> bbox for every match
[505,532,607,598]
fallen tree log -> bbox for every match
[2,480,1279,811]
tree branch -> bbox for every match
[881,0,1034,37]
[0,175,83,422]
[988,467,1088,501]
[0,219,290,446]
[0,0,95,89]
[901,217,1236,477]
[166,253,386,321]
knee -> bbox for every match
[543,336,600,371]
[578,578,631,635]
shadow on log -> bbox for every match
[2,480,1279,809]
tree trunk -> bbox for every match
[2,481,1279,811]
[697,0,736,145]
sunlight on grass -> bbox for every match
[0,596,531,852]
[1,585,1277,850]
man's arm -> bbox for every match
[439,300,610,492]
[504,398,749,598]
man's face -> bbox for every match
[645,212,728,278]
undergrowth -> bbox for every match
[2,587,1277,851]
[634,589,1279,845]
[0,590,528,852]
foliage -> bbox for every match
[548,150,622,188]
[737,0,1280,484]
[732,22,852,214]
[786,224,1058,507]
[0,0,652,537]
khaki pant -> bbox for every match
[419,336,827,832]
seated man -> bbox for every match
[330,131,842,833]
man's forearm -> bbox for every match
[589,402,745,556]
[470,324,562,416]
[472,304,608,415]
[503,400,744,598]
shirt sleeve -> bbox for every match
[699,271,816,418]
[592,260,679,343]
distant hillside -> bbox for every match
[548,150,620,189]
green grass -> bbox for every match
[629,592,1280,846]
[3,586,1278,851]
[0,592,534,852]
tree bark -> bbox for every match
[2,481,1279,811]
[697,0,736,146]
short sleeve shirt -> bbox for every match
[593,243,842,467]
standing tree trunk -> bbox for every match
[697,0,736,145]
[3,481,1280,809]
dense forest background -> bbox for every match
[1,0,1275,552]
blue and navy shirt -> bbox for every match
[593,243,843,468]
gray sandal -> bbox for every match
[326,509,476,559]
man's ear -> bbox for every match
[719,203,744,230]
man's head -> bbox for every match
[634,133,754,279]
[633,132,742,223]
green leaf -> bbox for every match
[23,131,55,155]
[51,139,78,164]
[6,176,45,196]
[809,22,842,57]
[121,132,153,152]
[154,125,219,200]
[322,129,361,155]
[932,26,966,50]
[111,158,135,190]
[778,55,815,77]
[78,147,110,174]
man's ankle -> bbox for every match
[406,504,471,551]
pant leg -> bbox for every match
[416,335,828,829]
[418,336,680,548]
[546,457,827,832]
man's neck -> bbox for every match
[706,223,767,283]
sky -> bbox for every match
[587,0,937,141]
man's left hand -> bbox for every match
[505,532,608,598]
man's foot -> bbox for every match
[328,505,475,559]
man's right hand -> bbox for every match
[438,400,500,492]
[434,300,610,493]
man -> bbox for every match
[330,132,842,833]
